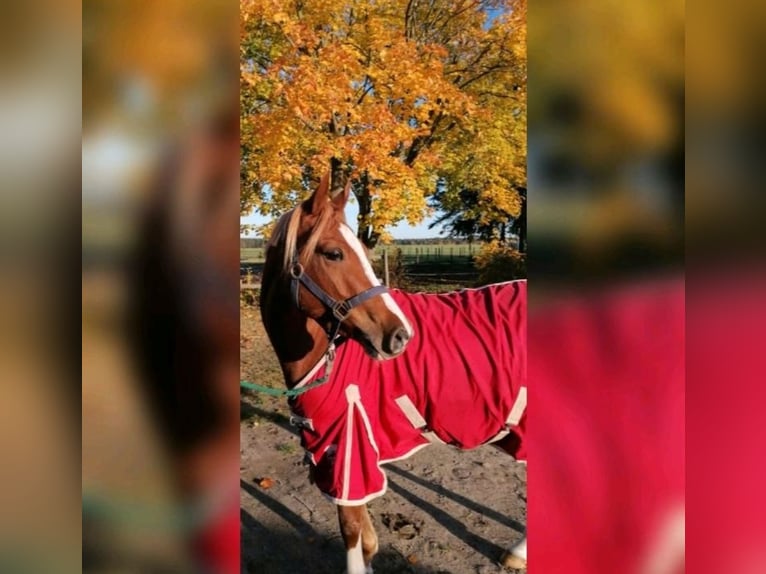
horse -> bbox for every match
[258,173,528,573]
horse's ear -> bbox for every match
[332,178,352,210]
[307,172,331,215]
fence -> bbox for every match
[389,244,479,264]
[374,244,480,288]
[242,244,479,265]
[239,243,481,290]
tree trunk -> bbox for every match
[330,157,344,196]
[517,187,527,253]
[355,172,379,249]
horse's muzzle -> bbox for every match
[382,326,411,357]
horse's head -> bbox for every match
[264,174,413,359]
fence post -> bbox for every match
[383,248,390,287]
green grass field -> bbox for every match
[241,247,265,263]
[241,243,479,264]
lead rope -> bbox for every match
[240,321,341,398]
[240,344,335,398]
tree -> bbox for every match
[430,184,525,250]
[241,0,526,247]
[510,185,526,251]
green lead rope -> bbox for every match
[240,343,336,398]
[240,375,330,397]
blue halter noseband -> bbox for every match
[288,251,389,341]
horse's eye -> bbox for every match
[323,249,343,261]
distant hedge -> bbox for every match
[474,242,526,285]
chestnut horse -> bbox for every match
[258,174,527,573]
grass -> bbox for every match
[275,442,298,454]
[240,305,288,424]
[240,242,479,265]
[241,247,265,263]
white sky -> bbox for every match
[241,199,448,239]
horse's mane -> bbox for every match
[267,199,339,271]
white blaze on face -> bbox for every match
[338,224,414,337]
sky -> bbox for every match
[484,7,504,28]
[241,200,448,239]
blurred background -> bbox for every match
[529,0,684,285]
[686,1,766,573]
[0,0,80,572]
[527,1,685,573]
[83,1,240,573]
[531,0,765,572]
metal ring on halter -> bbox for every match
[331,300,352,322]
[290,262,304,279]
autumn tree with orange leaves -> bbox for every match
[241,0,526,247]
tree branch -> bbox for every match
[404,111,448,166]
[356,76,375,105]
[404,0,415,40]
[458,64,511,89]
[430,0,481,42]
[330,157,344,194]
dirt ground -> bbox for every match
[240,303,527,574]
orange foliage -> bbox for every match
[241,0,526,245]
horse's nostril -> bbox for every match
[386,327,410,355]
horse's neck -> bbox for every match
[282,322,329,388]
[262,281,328,389]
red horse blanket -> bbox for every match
[530,279,684,574]
[290,281,527,505]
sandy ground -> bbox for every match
[240,304,527,574]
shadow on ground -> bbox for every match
[388,465,525,533]
[240,400,297,435]
[241,468,520,574]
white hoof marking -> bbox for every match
[346,535,366,574]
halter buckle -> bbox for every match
[289,262,304,279]
[331,300,352,321]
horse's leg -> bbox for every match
[338,504,375,574]
[359,504,379,567]
[501,534,527,569]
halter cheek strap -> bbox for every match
[288,256,389,334]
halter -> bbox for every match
[240,250,389,399]
[288,251,389,341]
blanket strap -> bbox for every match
[487,386,528,444]
[506,386,527,426]
[289,414,314,430]
[394,395,445,444]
